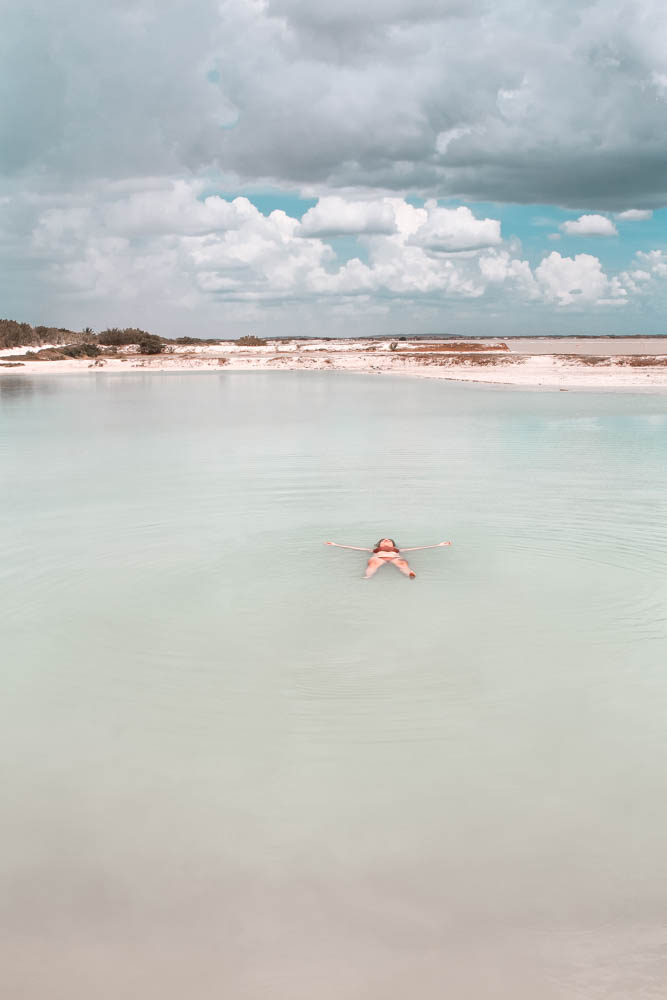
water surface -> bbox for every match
[2,373,667,998]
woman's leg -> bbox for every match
[392,558,416,578]
[364,556,385,579]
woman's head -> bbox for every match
[374,537,398,552]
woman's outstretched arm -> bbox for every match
[324,542,373,551]
[400,541,453,551]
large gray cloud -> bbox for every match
[2,0,667,207]
[0,0,223,180]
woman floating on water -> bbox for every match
[325,537,452,580]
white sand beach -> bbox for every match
[2,338,667,390]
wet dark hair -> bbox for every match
[373,537,398,553]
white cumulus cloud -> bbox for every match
[409,202,502,252]
[618,250,667,294]
[2,181,657,335]
[535,252,626,306]
[560,215,618,237]
[636,249,667,277]
[297,197,397,236]
[23,186,522,312]
[478,249,540,299]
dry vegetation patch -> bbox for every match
[399,342,509,353]
[561,354,611,366]
[561,354,667,367]
[615,355,667,367]
[401,352,522,367]
[14,343,102,361]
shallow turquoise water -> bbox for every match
[2,373,667,998]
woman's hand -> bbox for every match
[439,541,453,546]
[324,541,336,545]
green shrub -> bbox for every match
[237,335,267,346]
[98,327,153,346]
[137,334,164,355]
[169,336,222,345]
[60,343,101,358]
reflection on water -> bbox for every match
[0,375,54,402]
[1,373,667,999]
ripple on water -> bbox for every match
[2,374,667,1000]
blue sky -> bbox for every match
[2,0,667,338]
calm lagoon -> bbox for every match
[2,372,667,998]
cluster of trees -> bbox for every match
[25,343,103,360]
[0,319,88,350]
[0,319,167,356]
[2,319,281,357]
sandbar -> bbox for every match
[2,337,667,391]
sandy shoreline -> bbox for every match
[2,338,667,391]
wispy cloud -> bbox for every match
[616,209,653,221]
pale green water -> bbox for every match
[2,373,667,999]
